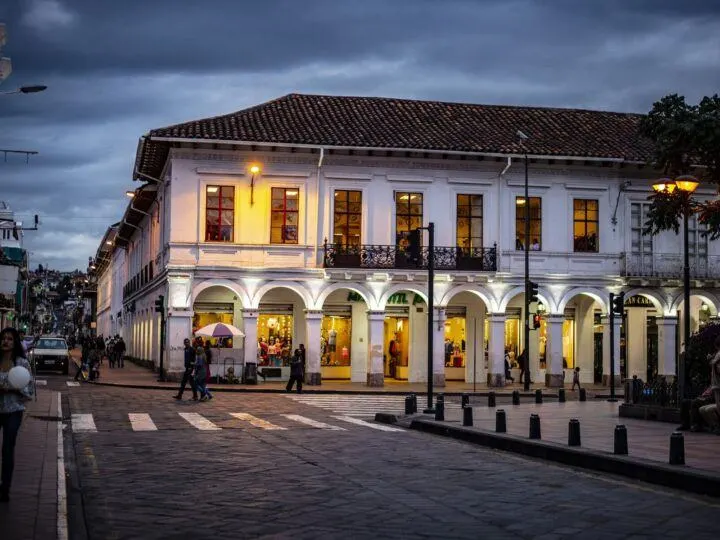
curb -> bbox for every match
[405,417,720,498]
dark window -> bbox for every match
[271,188,299,244]
[515,197,542,250]
[395,192,423,248]
[205,185,234,242]
[573,199,599,252]
[333,190,362,246]
[456,194,483,250]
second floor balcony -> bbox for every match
[323,242,497,271]
[622,252,720,280]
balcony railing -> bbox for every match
[323,242,497,271]
[622,252,720,279]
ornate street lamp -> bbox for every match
[652,175,699,402]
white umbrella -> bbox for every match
[194,322,245,338]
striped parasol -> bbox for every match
[194,322,245,338]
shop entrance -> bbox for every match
[321,307,352,380]
[257,304,294,367]
[384,315,409,379]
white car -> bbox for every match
[30,336,71,375]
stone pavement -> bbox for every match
[0,387,63,540]
[441,400,720,474]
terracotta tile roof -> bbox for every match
[137,93,653,177]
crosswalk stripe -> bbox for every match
[281,414,346,430]
[178,412,221,431]
[66,381,80,387]
[332,415,405,432]
[35,379,47,386]
[129,413,158,431]
[230,413,287,430]
[71,414,97,433]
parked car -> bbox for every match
[30,336,71,375]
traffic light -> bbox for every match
[533,313,542,329]
[612,292,625,316]
[527,280,539,304]
[154,295,165,314]
[408,228,421,263]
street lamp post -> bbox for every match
[652,175,699,402]
[518,130,531,391]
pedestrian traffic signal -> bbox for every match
[154,295,164,314]
[612,292,625,316]
[533,313,541,329]
[527,280,539,304]
[408,228,421,263]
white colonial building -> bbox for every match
[92,94,720,387]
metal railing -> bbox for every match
[623,253,720,279]
[323,242,497,271]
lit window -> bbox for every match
[396,192,423,248]
[456,194,483,251]
[271,188,299,244]
[205,186,234,242]
[333,190,362,246]
[573,199,598,252]
[515,197,541,250]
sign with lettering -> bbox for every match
[624,295,655,308]
[347,292,425,305]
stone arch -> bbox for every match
[557,287,609,314]
[314,282,375,310]
[498,285,556,314]
[438,284,495,312]
[669,291,720,316]
[250,281,312,309]
[623,288,667,314]
[192,279,251,308]
[378,284,429,310]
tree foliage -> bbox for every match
[639,94,720,239]
[685,322,720,393]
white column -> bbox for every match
[601,315,622,386]
[305,310,323,385]
[627,308,647,379]
[657,316,678,379]
[433,307,446,387]
[367,310,385,387]
[545,314,564,387]
[487,313,506,387]
[241,309,259,368]
[166,310,193,376]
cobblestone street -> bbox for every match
[61,384,718,540]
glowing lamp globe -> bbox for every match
[8,366,31,390]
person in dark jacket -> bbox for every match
[174,339,198,400]
[115,337,126,368]
[286,349,304,393]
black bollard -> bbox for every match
[614,425,628,455]
[463,405,473,426]
[495,409,507,433]
[488,391,496,408]
[461,393,470,408]
[512,390,520,405]
[404,395,413,415]
[579,388,587,402]
[435,398,445,421]
[669,432,685,465]
[529,414,541,439]
[535,389,543,404]
[568,418,581,446]
[558,389,566,403]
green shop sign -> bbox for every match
[347,292,424,305]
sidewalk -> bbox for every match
[0,388,64,540]
[92,358,622,397]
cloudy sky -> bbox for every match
[1,0,719,270]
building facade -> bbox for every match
[92,94,720,386]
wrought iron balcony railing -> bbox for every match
[622,252,720,279]
[323,242,497,271]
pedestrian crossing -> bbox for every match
[285,394,461,417]
[68,411,404,434]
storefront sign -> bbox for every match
[347,292,424,305]
[624,295,654,308]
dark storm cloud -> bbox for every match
[0,0,719,270]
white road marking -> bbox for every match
[332,415,405,432]
[57,394,69,540]
[71,414,97,433]
[281,414,346,430]
[230,413,287,430]
[178,412,221,431]
[128,413,158,431]
[66,381,80,387]
[35,379,47,386]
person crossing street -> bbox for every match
[174,339,198,401]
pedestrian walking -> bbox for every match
[115,337,126,368]
[194,346,212,401]
[0,327,35,502]
[571,367,581,391]
[286,349,304,393]
[174,339,198,401]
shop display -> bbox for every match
[321,315,351,366]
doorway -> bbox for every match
[384,316,409,379]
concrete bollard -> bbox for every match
[535,389,543,404]
[461,393,470,408]
[669,432,685,465]
[568,418,581,447]
[579,388,587,402]
[512,390,520,405]
[404,395,414,415]
[488,391,496,408]
[529,414,541,440]
[614,425,628,455]
[558,389,566,403]
[463,405,473,426]
[495,409,507,433]
[434,397,445,421]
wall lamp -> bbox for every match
[249,163,262,206]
